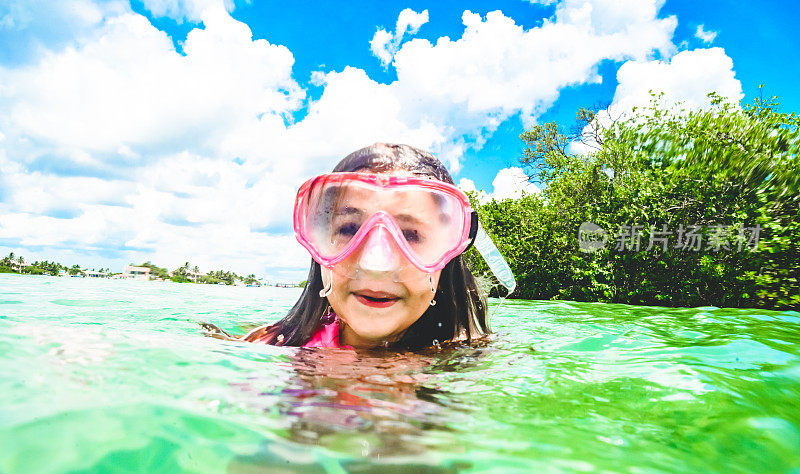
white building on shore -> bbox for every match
[122,266,151,280]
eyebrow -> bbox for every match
[334,206,364,216]
[394,213,422,225]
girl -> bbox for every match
[241,143,514,350]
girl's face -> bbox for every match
[321,171,442,349]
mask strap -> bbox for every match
[319,267,333,298]
[463,211,480,253]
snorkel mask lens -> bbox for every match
[295,173,473,273]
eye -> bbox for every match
[336,222,360,237]
[402,229,422,243]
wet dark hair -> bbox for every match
[243,143,488,349]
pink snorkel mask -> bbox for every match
[293,172,516,293]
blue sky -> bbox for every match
[0,0,797,280]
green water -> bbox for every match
[1,274,798,473]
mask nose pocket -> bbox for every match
[357,226,400,273]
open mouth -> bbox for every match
[354,291,401,308]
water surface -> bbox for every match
[1,274,798,472]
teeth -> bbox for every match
[362,295,394,302]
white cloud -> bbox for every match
[387,4,676,171]
[458,177,477,193]
[458,169,540,204]
[369,8,429,67]
[457,177,489,204]
[1,0,734,279]
[369,29,394,67]
[140,0,234,23]
[0,4,308,278]
[610,47,742,115]
[397,8,430,36]
[0,7,302,160]
[490,167,540,201]
[695,24,717,44]
[0,0,128,67]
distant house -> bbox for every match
[122,265,151,280]
[85,271,109,278]
[187,271,206,283]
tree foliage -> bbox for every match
[138,261,170,280]
[469,90,799,309]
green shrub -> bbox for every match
[469,91,798,310]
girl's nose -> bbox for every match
[356,226,401,273]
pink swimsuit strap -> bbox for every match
[303,313,352,349]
